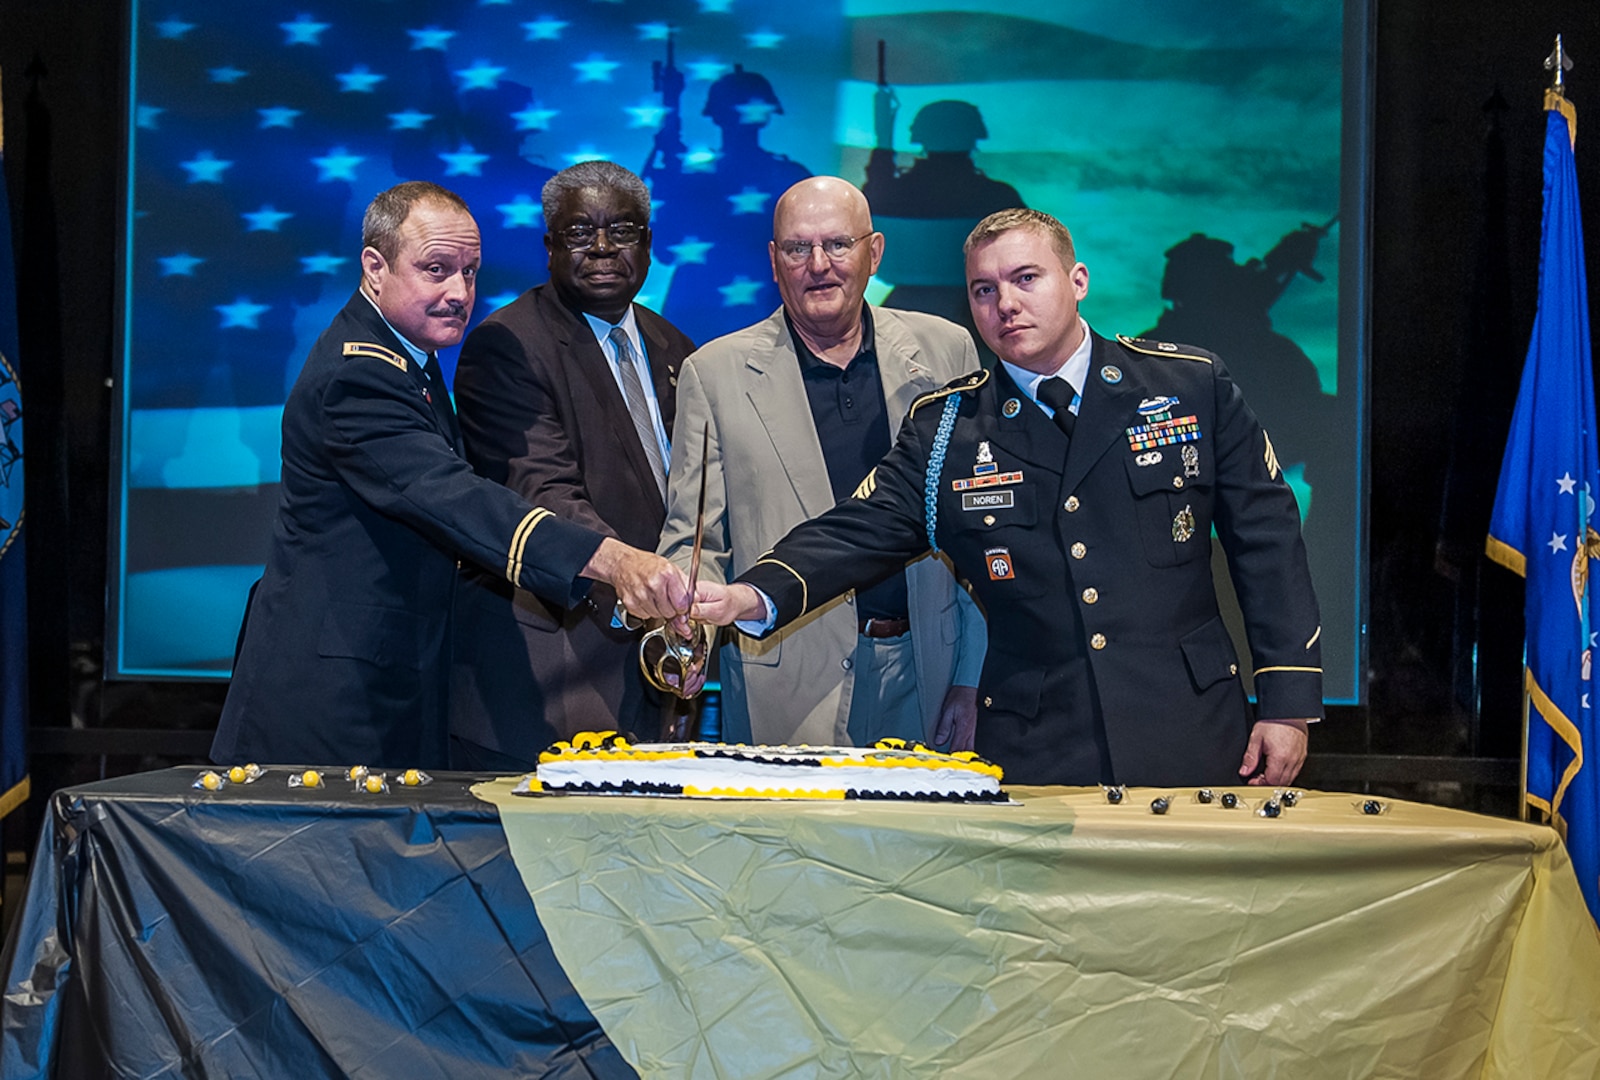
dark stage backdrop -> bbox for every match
[106,0,1365,700]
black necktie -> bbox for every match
[1036,376,1078,438]
[423,355,460,446]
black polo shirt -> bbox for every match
[788,307,909,622]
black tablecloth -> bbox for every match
[0,768,637,1079]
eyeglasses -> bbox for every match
[775,231,875,265]
[557,221,645,251]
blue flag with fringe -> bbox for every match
[1487,104,1600,922]
[0,78,26,822]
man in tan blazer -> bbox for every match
[659,176,986,748]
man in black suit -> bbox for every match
[450,162,697,769]
[213,181,688,771]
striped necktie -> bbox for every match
[609,326,667,502]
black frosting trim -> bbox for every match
[543,780,685,795]
[692,749,825,767]
[843,789,1010,803]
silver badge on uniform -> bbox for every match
[1182,444,1199,478]
[1002,398,1022,418]
[1100,365,1123,384]
[1172,504,1196,543]
[1135,451,1163,467]
[974,441,997,477]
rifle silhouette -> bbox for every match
[643,29,686,180]
[874,38,898,153]
[1250,214,1338,305]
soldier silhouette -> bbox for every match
[1139,224,1351,689]
[864,92,1024,365]
[387,53,555,327]
[1141,229,1332,492]
[652,63,811,343]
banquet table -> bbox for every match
[4,767,1599,1079]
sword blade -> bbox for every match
[685,422,709,598]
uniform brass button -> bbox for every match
[1229,663,1238,675]
[841,658,853,671]
[1173,476,1184,489]
[1071,542,1087,559]
[1065,496,1080,512]
[983,696,993,708]
[1082,587,1099,604]
[983,514,996,526]
[1090,633,1107,650]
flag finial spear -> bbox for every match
[1545,36,1577,147]
[1547,35,1574,96]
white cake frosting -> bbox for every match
[525,733,1006,801]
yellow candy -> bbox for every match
[201,772,222,791]
[401,769,422,786]
[302,770,322,788]
[365,774,384,794]
[227,766,247,784]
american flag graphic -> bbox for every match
[116,0,1350,685]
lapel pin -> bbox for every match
[1002,398,1022,418]
[1100,365,1123,384]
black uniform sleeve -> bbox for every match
[736,396,947,631]
[1207,356,1324,720]
[321,352,604,606]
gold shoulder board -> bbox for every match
[1115,334,1212,364]
[343,341,408,372]
[909,368,990,418]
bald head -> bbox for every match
[772,176,872,239]
[768,176,883,346]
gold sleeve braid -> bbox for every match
[749,555,808,617]
[505,508,553,584]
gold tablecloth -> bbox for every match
[473,782,1600,1079]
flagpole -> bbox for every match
[1517,36,1578,826]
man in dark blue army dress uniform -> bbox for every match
[213,182,688,771]
[693,208,1320,787]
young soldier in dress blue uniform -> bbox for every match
[693,209,1321,787]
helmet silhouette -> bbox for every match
[703,64,783,127]
[909,100,988,153]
